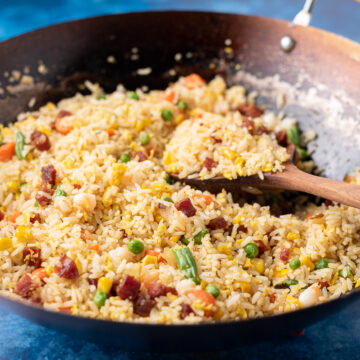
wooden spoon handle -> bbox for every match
[270,164,360,208]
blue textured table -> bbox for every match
[1,1,360,359]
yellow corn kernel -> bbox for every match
[355,278,360,288]
[102,187,114,207]
[262,163,273,172]
[155,215,164,223]
[45,264,53,275]
[167,292,178,301]
[213,308,224,320]
[301,256,315,271]
[169,235,180,243]
[234,157,245,166]
[71,304,79,315]
[0,237,13,251]
[121,130,133,142]
[75,258,82,273]
[37,125,51,136]
[130,141,140,151]
[274,268,289,278]
[236,306,248,319]
[141,184,150,189]
[223,148,237,160]
[98,277,113,294]
[151,182,170,192]
[135,119,144,132]
[284,304,292,312]
[142,255,158,266]
[330,272,338,286]
[287,294,301,306]
[200,280,207,290]
[232,215,243,224]
[251,258,265,274]
[2,127,14,138]
[239,282,251,293]
[217,244,232,255]
[15,226,32,243]
[157,223,166,233]
[45,102,56,111]
[244,258,252,269]
[6,181,19,192]
[287,232,300,241]
[175,114,184,125]
[63,158,74,169]
[235,166,245,177]
[106,256,115,271]
[223,172,233,180]
[26,153,33,161]
[111,163,127,186]
[163,151,177,165]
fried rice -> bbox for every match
[0,74,359,324]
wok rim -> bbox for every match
[0,10,359,331]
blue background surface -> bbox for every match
[0,1,360,359]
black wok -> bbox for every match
[0,11,359,352]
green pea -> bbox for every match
[53,184,67,198]
[34,200,39,208]
[139,132,150,146]
[163,196,173,203]
[297,147,307,160]
[119,153,131,163]
[194,229,209,245]
[205,284,220,298]
[164,174,175,185]
[127,239,144,254]
[161,109,173,122]
[289,258,301,270]
[244,242,259,258]
[315,258,329,270]
[178,100,187,111]
[286,124,301,147]
[338,266,352,278]
[94,290,107,308]
[129,91,139,100]
[180,235,189,245]
[97,94,107,100]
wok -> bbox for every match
[0,11,359,352]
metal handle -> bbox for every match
[280,0,317,52]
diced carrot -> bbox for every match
[0,142,15,162]
[90,243,99,253]
[145,249,166,263]
[184,74,205,89]
[31,267,49,281]
[194,194,213,205]
[106,128,115,137]
[8,209,22,223]
[55,117,74,135]
[162,89,175,102]
[143,271,159,288]
[185,289,215,316]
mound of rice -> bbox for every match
[0,74,359,324]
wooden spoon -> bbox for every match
[170,145,360,208]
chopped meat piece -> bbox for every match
[318,281,329,289]
[14,273,38,298]
[207,217,227,230]
[147,282,178,299]
[133,295,155,317]
[180,303,194,319]
[240,117,256,135]
[203,157,217,171]
[29,213,41,224]
[57,110,72,119]
[256,125,269,135]
[0,211,4,221]
[30,130,51,151]
[35,192,51,206]
[276,131,288,147]
[268,292,276,303]
[54,256,79,279]
[134,151,147,162]
[23,247,42,268]
[87,278,99,287]
[41,164,56,186]
[73,184,81,189]
[116,275,141,300]
[254,240,267,254]
[175,198,196,217]
[210,135,222,144]
[236,103,264,118]
[280,247,290,262]
[325,200,334,207]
